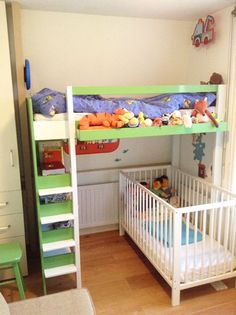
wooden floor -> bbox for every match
[1,230,236,314]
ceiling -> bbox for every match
[10,0,236,20]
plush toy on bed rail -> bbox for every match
[192,98,219,127]
[79,112,125,129]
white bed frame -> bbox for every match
[119,165,236,306]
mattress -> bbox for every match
[33,108,216,122]
[123,222,236,283]
[34,112,88,121]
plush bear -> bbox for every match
[200,72,223,85]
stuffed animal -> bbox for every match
[153,117,162,126]
[182,111,192,128]
[79,112,125,129]
[137,112,153,127]
[192,98,219,127]
[200,72,223,85]
[169,111,183,125]
[116,108,134,124]
[161,114,170,125]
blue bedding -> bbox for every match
[146,221,202,247]
[32,88,216,119]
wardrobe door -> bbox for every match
[0,1,21,191]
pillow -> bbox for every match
[32,88,66,116]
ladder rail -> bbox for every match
[67,86,82,288]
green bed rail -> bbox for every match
[72,85,218,95]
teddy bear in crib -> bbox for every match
[159,175,179,207]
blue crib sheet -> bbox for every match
[32,88,216,118]
[146,221,202,247]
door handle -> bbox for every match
[0,202,8,208]
[0,225,11,233]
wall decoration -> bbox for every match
[192,134,207,178]
[122,149,129,154]
[191,15,215,47]
[63,139,119,155]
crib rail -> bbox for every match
[120,170,175,285]
[119,165,236,303]
[171,167,236,207]
[179,203,236,288]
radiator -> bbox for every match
[78,182,118,228]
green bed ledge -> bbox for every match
[77,122,227,141]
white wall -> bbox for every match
[186,6,233,84]
[21,9,193,174]
[179,6,234,181]
[21,10,191,92]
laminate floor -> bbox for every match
[1,231,236,314]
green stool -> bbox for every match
[0,242,25,299]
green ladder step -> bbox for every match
[40,213,74,225]
[37,174,71,190]
[44,264,77,278]
[40,201,72,218]
[43,252,75,278]
[42,227,74,244]
[42,240,76,252]
[38,186,73,197]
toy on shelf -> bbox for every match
[192,98,219,127]
[192,15,215,47]
[41,147,65,176]
[169,111,183,125]
[201,72,223,85]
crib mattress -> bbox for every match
[124,223,236,283]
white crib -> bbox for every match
[119,165,236,306]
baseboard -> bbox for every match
[80,224,119,235]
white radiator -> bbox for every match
[78,182,118,228]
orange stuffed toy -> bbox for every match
[79,111,125,130]
[192,98,219,127]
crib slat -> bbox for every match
[188,175,191,207]
[216,196,223,275]
[160,204,164,269]
[169,211,172,274]
[152,195,155,262]
[230,206,236,272]
[185,212,190,282]
[164,206,168,271]
[223,196,230,273]
[208,206,214,278]
[184,175,188,208]
[193,211,198,281]
[142,189,145,248]
[139,186,141,243]
[200,209,207,279]
[148,192,151,255]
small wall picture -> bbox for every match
[191,15,215,47]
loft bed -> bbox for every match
[27,84,232,305]
[28,84,227,141]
